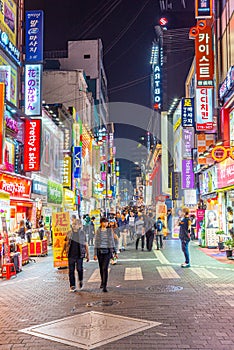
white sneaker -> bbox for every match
[69,286,76,292]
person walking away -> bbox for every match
[128,211,136,240]
[145,213,155,251]
[66,219,89,292]
[154,217,164,250]
[167,209,172,239]
[88,216,95,246]
[179,210,191,268]
[25,218,32,243]
[94,217,118,292]
[135,212,145,251]
[190,214,196,240]
[118,213,128,251]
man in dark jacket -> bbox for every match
[66,219,89,292]
[179,210,191,268]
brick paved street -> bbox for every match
[1,240,234,350]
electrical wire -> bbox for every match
[104,0,151,55]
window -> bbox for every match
[84,54,90,59]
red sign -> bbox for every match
[24,119,41,171]
[159,17,168,26]
[195,20,214,87]
[0,83,4,164]
[217,158,234,189]
[0,172,32,199]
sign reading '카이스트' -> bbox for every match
[24,119,41,171]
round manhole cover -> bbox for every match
[86,299,121,307]
[146,285,183,293]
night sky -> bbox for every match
[24,0,195,107]
[24,0,196,182]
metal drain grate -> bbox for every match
[146,285,183,293]
[86,299,121,307]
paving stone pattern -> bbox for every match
[0,240,234,349]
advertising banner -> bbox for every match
[182,160,194,189]
[0,172,32,199]
[196,209,205,240]
[195,0,213,19]
[197,133,215,165]
[63,155,72,188]
[195,20,214,87]
[196,88,213,131]
[52,212,70,268]
[0,83,4,164]
[25,10,44,63]
[24,64,42,116]
[181,98,195,127]
[47,180,63,204]
[172,172,182,200]
[73,146,82,179]
[217,158,234,189]
[0,0,17,45]
[184,189,197,205]
[182,128,194,159]
[24,119,41,171]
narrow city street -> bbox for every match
[1,240,234,350]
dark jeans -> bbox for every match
[129,226,134,239]
[97,250,112,288]
[68,257,84,287]
[136,235,145,250]
[181,240,190,264]
[146,230,154,251]
[155,234,163,249]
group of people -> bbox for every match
[66,208,171,293]
[17,216,45,243]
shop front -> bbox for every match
[0,172,32,266]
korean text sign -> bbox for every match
[182,128,194,159]
[182,160,194,189]
[24,64,42,116]
[24,119,41,171]
[195,20,214,87]
[181,98,195,127]
[0,83,4,164]
[196,87,213,131]
[195,0,213,19]
[25,10,44,63]
[52,212,70,268]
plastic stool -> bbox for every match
[1,263,16,280]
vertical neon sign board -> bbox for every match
[24,64,42,116]
[24,119,41,171]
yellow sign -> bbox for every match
[63,188,74,207]
[63,155,71,187]
[0,0,17,46]
[52,212,70,268]
[211,146,234,162]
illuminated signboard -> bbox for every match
[181,98,195,127]
[63,155,71,187]
[0,1,17,45]
[219,66,234,101]
[182,128,194,159]
[196,87,213,131]
[0,29,20,65]
[172,172,182,200]
[182,160,194,189]
[24,119,41,171]
[73,146,82,179]
[151,42,163,110]
[195,20,214,87]
[0,172,32,199]
[24,64,42,116]
[0,83,4,164]
[25,10,44,63]
[195,0,213,19]
[211,146,234,163]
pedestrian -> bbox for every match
[94,217,118,292]
[38,215,45,240]
[179,210,191,268]
[18,220,26,240]
[127,210,136,240]
[135,212,145,251]
[108,219,120,264]
[88,216,95,246]
[190,214,196,240]
[65,219,89,292]
[25,218,32,243]
[145,213,155,251]
[167,209,172,239]
[118,213,129,251]
[154,217,165,250]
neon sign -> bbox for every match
[211,146,234,162]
